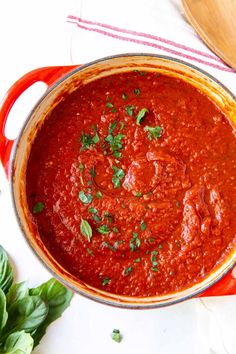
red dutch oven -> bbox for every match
[0,54,236,308]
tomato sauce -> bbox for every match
[26,71,236,296]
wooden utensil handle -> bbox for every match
[0,65,78,176]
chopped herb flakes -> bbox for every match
[113,227,119,233]
[80,219,92,242]
[134,88,140,95]
[79,162,84,172]
[136,108,149,125]
[90,166,95,178]
[108,121,117,134]
[102,277,110,286]
[106,101,117,113]
[104,212,113,223]
[133,69,146,75]
[96,191,103,199]
[144,125,162,139]
[33,202,44,214]
[140,220,146,231]
[112,165,125,188]
[151,251,158,270]
[80,131,99,150]
[124,266,133,275]
[130,232,141,252]
[87,248,94,256]
[102,241,115,251]
[111,329,122,343]
[134,257,141,263]
[88,207,100,222]
[135,191,143,197]
[125,105,135,117]
[122,93,128,100]
[97,225,110,234]
[78,190,93,204]
[105,133,125,158]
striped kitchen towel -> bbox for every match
[66,0,236,95]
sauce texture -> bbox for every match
[26,71,236,296]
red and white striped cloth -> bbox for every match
[66,0,236,95]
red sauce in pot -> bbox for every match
[26,71,236,296]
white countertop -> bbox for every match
[0,1,235,353]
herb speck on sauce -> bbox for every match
[102,277,110,286]
[134,88,140,96]
[80,219,92,242]
[136,108,149,125]
[124,266,133,275]
[125,105,135,117]
[140,220,146,231]
[78,190,93,204]
[96,191,103,199]
[80,131,99,150]
[32,202,44,214]
[144,125,162,139]
[97,225,110,234]
[112,165,125,188]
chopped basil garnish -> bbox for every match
[135,191,143,197]
[151,251,158,269]
[149,237,155,243]
[80,132,99,150]
[125,105,135,117]
[78,190,93,204]
[120,121,125,130]
[111,329,122,343]
[97,225,110,234]
[136,108,149,125]
[134,88,140,96]
[112,165,125,188]
[104,212,113,223]
[140,220,146,231]
[108,121,117,134]
[144,125,162,139]
[113,227,119,233]
[105,133,125,158]
[134,257,141,263]
[33,202,44,214]
[130,232,141,252]
[102,241,115,251]
[122,93,128,100]
[88,207,97,214]
[96,191,103,199]
[106,101,117,113]
[102,277,110,286]
[87,248,94,256]
[90,166,95,178]
[124,266,133,275]
[79,162,84,172]
[80,219,92,242]
[151,267,158,272]
[158,244,163,249]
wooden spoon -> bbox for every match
[181,0,236,70]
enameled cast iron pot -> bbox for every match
[0,54,236,309]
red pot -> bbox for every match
[0,54,236,308]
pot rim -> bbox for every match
[10,53,236,309]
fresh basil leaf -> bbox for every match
[92,133,99,144]
[144,125,162,139]
[0,288,8,331]
[136,108,149,125]
[97,225,110,234]
[2,296,48,339]
[7,282,29,308]
[29,279,73,347]
[140,220,146,231]
[32,202,44,214]
[0,246,13,294]
[125,105,135,117]
[108,121,117,134]
[80,219,92,242]
[111,329,122,343]
[112,166,125,189]
[80,132,99,150]
[102,278,110,286]
[78,191,93,204]
[96,191,102,199]
[124,266,133,275]
[2,330,33,354]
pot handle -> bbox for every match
[0,65,78,177]
[199,266,236,297]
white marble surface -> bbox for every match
[0,1,235,353]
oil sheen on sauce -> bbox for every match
[26,71,236,296]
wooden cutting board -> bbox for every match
[181,0,236,70]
